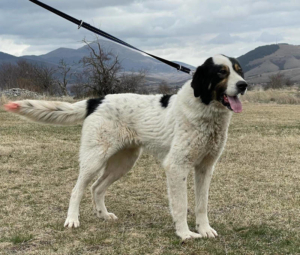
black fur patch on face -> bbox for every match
[191,57,229,105]
[86,97,104,117]
[160,94,173,108]
[224,55,244,78]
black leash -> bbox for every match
[28,0,194,75]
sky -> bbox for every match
[1,0,300,66]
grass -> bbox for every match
[1,100,300,254]
[8,234,34,245]
[243,87,300,104]
[0,94,9,105]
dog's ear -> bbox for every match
[191,60,213,105]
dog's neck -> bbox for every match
[175,80,232,125]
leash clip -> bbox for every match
[78,20,83,29]
[177,65,194,76]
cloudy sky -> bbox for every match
[1,0,300,66]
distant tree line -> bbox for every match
[0,38,151,97]
[157,80,179,94]
[0,60,58,95]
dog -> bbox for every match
[4,54,247,240]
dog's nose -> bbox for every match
[236,81,248,94]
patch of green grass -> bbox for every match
[7,233,33,245]
[83,233,112,245]
[230,224,300,254]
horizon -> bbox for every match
[1,41,297,67]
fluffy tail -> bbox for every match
[4,100,88,125]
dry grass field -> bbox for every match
[1,99,300,254]
[243,88,300,105]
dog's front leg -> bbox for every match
[194,156,218,238]
[165,164,202,240]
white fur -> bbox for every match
[65,82,231,239]
[8,55,243,240]
[213,55,246,96]
[11,100,87,125]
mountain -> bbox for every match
[0,52,19,64]
[0,51,58,69]
[0,39,194,86]
[32,40,195,74]
[3,41,300,86]
[237,44,300,84]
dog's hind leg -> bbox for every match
[91,147,141,220]
[64,128,121,228]
[64,147,108,228]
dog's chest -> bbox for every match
[183,119,228,163]
[204,126,227,155]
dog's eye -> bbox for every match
[218,70,227,75]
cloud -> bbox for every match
[0,0,300,65]
[256,32,283,43]
[0,37,30,56]
[208,33,246,45]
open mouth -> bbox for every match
[222,94,242,113]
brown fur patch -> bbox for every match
[219,65,230,76]
[214,67,229,100]
[234,63,241,72]
[215,79,228,98]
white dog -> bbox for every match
[5,54,247,240]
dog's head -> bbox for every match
[191,54,247,113]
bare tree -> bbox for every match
[17,60,47,93]
[266,72,293,89]
[285,77,293,87]
[71,70,91,98]
[80,38,122,96]
[157,80,172,94]
[0,60,57,94]
[117,70,146,94]
[73,37,146,97]
[0,63,17,90]
[55,59,71,96]
[33,64,57,94]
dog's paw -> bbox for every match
[177,230,202,240]
[64,216,80,228]
[103,212,118,220]
[196,225,218,238]
[97,211,118,221]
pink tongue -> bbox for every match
[227,96,242,113]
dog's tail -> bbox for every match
[4,99,89,125]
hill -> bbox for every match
[237,44,300,84]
